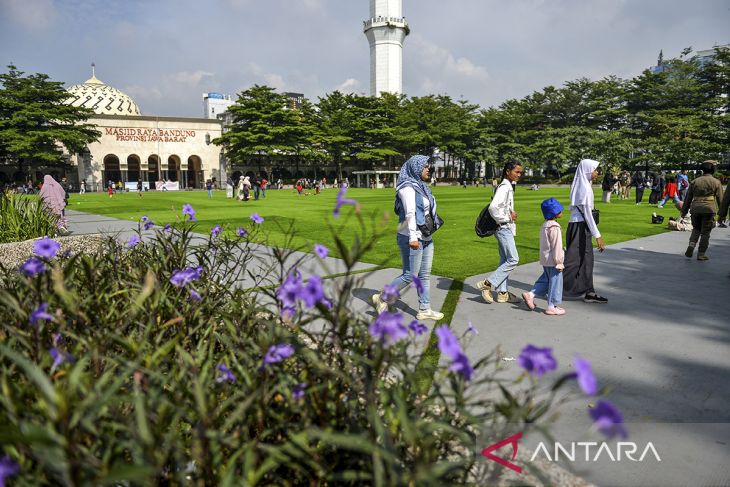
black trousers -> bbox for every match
[649,189,661,204]
[689,213,716,254]
[563,222,595,297]
[635,187,644,203]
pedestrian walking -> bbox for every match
[632,171,645,205]
[522,197,566,315]
[677,170,690,201]
[79,179,86,194]
[372,155,444,321]
[601,171,616,203]
[718,179,730,227]
[477,161,524,304]
[39,175,68,230]
[681,161,724,260]
[206,179,213,199]
[563,159,607,303]
[137,179,143,197]
[253,176,261,200]
[260,177,268,199]
[657,177,680,208]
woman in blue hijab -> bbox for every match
[372,155,444,321]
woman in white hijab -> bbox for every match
[563,159,607,303]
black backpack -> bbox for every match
[475,204,498,237]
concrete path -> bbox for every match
[64,209,730,486]
[451,228,730,487]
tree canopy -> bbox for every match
[0,65,100,176]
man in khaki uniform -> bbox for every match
[718,179,730,228]
[681,160,724,260]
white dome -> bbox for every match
[66,74,141,116]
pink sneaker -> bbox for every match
[544,307,566,316]
[522,292,535,311]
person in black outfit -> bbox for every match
[632,171,645,205]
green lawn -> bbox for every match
[70,186,673,280]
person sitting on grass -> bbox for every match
[523,197,566,315]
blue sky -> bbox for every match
[1,0,728,117]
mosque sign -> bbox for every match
[104,127,197,143]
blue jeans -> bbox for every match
[531,266,563,307]
[207,189,213,198]
[488,227,519,293]
[388,233,434,310]
[657,195,679,207]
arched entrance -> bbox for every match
[148,155,160,185]
[127,154,141,182]
[167,155,180,182]
[103,154,121,186]
[187,155,203,189]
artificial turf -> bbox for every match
[70,185,672,280]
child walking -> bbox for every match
[522,197,566,315]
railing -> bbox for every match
[363,16,408,30]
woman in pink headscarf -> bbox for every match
[39,175,68,229]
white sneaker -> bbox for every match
[371,293,388,314]
[416,309,444,321]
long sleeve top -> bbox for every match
[396,186,433,242]
[539,220,565,270]
[569,204,601,239]
[682,174,724,216]
[488,179,516,235]
[663,182,678,198]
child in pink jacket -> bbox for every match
[523,198,566,315]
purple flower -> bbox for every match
[211,224,222,237]
[29,303,53,326]
[127,235,141,248]
[436,325,473,380]
[237,227,248,238]
[34,236,60,259]
[49,347,75,372]
[280,305,296,321]
[189,288,202,302]
[573,356,598,395]
[182,204,196,222]
[0,456,20,486]
[321,297,333,310]
[293,382,307,400]
[314,243,328,259]
[216,363,237,383]
[141,215,148,222]
[250,213,264,224]
[164,223,172,232]
[19,257,46,277]
[436,325,463,361]
[333,185,358,218]
[411,275,424,294]
[263,344,295,368]
[517,345,557,378]
[467,322,478,335]
[300,275,325,308]
[408,320,428,336]
[449,353,474,381]
[589,400,628,439]
[277,272,302,308]
[52,333,64,346]
[369,311,409,347]
[170,267,201,288]
[143,220,155,230]
[381,284,400,303]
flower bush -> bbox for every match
[0,191,60,243]
[0,203,625,485]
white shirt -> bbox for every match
[397,186,432,242]
[569,204,601,238]
[488,179,516,236]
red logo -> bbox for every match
[481,432,523,474]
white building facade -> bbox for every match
[363,0,409,96]
[64,73,224,190]
[202,92,235,119]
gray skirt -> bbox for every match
[563,221,594,297]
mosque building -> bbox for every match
[64,65,224,191]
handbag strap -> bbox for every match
[574,205,597,226]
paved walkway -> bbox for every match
[64,209,730,486]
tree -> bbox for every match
[213,85,307,173]
[0,65,100,180]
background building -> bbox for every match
[202,92,235,119]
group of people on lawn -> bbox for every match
[373,156,728,321]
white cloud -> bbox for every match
[1,0,56,33]
[334,78,361,94]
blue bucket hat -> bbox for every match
[541,198,564,220]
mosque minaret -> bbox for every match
[363,0,409,96]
